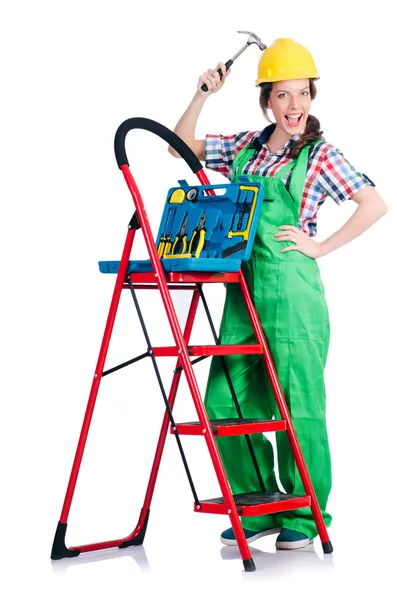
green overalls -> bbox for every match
[204,142,332,538]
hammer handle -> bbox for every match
[201,59,233,92]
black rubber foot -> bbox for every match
[322,541,333,554]
[119,510,150,548]
[51,522,80,560]
[243,558,256,572]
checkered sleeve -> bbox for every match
[205,131,257,180]
[316,144,374,204]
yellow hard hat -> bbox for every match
[256,38,319,86]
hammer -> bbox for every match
[201,30,266,92]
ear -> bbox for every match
[266,99,272,110]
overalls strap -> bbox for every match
[286,143,313,211]
[232,146,256,179]
[273,160,298,181]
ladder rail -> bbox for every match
[119,163,254,565]
[117,286,202,549]
[59,225,137,525]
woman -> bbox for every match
[169,38,387,550]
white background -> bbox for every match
[1,0,396,597]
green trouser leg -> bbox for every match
[204,264,332,538]
[272,338,332,539]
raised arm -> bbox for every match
[168,62,230,161]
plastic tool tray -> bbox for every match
[99,177,265,274]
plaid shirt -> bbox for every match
[205,124,373,237]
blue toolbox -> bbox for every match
[99,177,265,274]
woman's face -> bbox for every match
[267,79,312,135]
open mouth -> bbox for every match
[285,114,303,128]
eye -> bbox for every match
[301,91,309,96]
[278,93,287,99]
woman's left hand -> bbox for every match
[274,225,322,258]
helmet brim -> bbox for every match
[256,75,320,86]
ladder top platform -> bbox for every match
[98,258,242,275]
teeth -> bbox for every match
[287,114,302,119]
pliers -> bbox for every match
[171,212,188,255]
[188,212,206,257]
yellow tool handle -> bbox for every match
[170,235,187,256]
[171,236,179,255]
[157,239,165,258]
[164,239,172,256]
[188,230,197,254]
[194,229,206,258]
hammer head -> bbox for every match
[237,30,266,51]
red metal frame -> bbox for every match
[53,162,331,566]
[151,344,263,357]
[172,420,287,437]
[195,496,311,516]
[126,271,240,285]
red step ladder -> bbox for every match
[51,118,333,572]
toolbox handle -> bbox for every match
[114,117,203,173]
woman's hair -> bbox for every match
[259,79,323,158]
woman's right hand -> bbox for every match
[197,62,230,96]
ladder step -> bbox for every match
[195,491,311,516]
[152,344,263,357]
[172,418,287,436]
